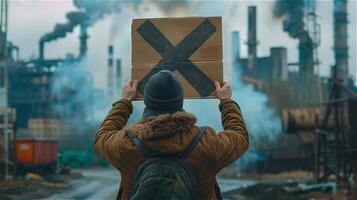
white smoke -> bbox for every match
[54,1,283,136]
[50,1,282,161]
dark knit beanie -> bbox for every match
[144,70,184,111]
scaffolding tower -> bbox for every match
[0,0,16,181]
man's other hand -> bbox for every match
[122,80,138,101]
[215,81,232,100]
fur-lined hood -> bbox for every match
[127,112,197,140]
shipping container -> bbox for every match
[16,140,58,175]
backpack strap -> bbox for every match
[178,126,207,158]
[126,131,158,157]
[126,126,207,158]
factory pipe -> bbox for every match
[39,41,44,60]
[247,6,258,70]
[282,108,335,133]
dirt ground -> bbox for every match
[0,172,82,200]
[219,167,351,200]
[0,168,353,200]
[222,183,351,200]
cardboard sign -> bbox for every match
[131,17,223,99]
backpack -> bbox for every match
[125,126,207,200]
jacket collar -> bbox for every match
[128,112,196,140]
[142,107,185,119]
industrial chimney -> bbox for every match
[333,0,349,85]
[79,24,89,59]
[107,45,114,98]
[271,47,288,82]
[247,6,258,71]
[298,31,314,104]
[39,41,44,60]
[298,32,314,82]
[232,31,240,64]
[116,59,122,95]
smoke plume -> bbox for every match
[40,0,128,43]
[40,12,88,42]
[109,0,189,41]
[47,1,283,164]
[273,0,305,38]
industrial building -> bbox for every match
[233,2,357,187]
[0,0,122,180]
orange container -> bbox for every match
[16,140,58,165]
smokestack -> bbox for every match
[299,32,314,76]
[116,59,121,79]
[270,47,288,81]
[107,45,114,98]
[333,0,348,85]
[115,59,122,94]
[298,32,314,102]
[79,24,88,59]
[39,41,44,60]
[232,31,240,64]
[247,6,258,70]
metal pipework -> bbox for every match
[282,108,335,133]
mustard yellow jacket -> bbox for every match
[93,98,249,200]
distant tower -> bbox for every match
[107,45,115,98]
[333,0,349,85]
[0,0,8,107]
[232,31,241,80]
[115,59,122,98]
[247,6,258,71]
[304,0,323,105]
[232,31,240,65]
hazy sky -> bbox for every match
[7,0,357,89]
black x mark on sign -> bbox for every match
[136,19,217,97]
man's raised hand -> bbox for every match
[215,81,232,100]
[122,80,138,101]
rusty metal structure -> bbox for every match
[0,108,16,181]
[305,0,323,104]
[313,0,356,187]
[282,108,333,133]
[237,1,357,177]
[314,65,357,187]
